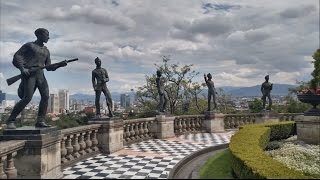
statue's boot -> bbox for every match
[107,105,114,117]
[6,121,16,129]
[35,121,51,128]
[35,117,51,128]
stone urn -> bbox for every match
[297,92,320,116]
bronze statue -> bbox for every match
[6,28,70,129]
[156,70,168,112]
[261,75,273,110]
[204,73,217,111]
[92,57,114,117]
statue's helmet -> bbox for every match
[207,73,212,79]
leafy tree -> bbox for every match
[248,98,264,113]
[216,88,236,114]
[310,49,320,90]
[285,95,310,113]
[136,56,199,114]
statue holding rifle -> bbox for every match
[5,28,78,129]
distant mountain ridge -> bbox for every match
[221,84,297,97]
[2,84,296,102]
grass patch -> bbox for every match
[199,149,235,179]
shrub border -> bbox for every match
[229,121,315,179]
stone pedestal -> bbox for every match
[203,111,225,133]
[0,126,62,179]
[155,115,175,139]
[296,116,320,145]
[256,110,279,123]
[89,117,124,154]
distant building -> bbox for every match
[59,89,69,113]
[48,94,59,114]
[0,90,6,103]
[84,106,96,114]
[120,94,130,108]
[1,100,15,108]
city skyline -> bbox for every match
[0,0,318,96]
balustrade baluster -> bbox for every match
[134,123,140,141]
[190,118,195,132]
[139,122,145,139]
[5,153,17,179]
[92,129,99,151]
[73,134,81,158]
[178,119,183,134]
[79,132,86,156]
[130,123,135,141]
[173,118,178,134]
[185,119,189,132]
[144,122,149,139]
[61,137,68,164]
[182,119,187,132]
[125,124,131,142]
[85,131,93,153]
[66,135,74,161]
[0,156,6,179]
[123,124,127,143]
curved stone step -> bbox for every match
[168,144,228,179]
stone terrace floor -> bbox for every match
[63,131,235,179]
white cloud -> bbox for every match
[0,0,318,95]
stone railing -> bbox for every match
[174,115,205,135]
[224,113,263,129]
[0,140,25,179]
[279,113,303,121]
[123,117,157,145]
[60,124,101,167]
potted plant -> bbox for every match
[297,49,320,116]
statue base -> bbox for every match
[88,116,121,124]
[0,126,63,179]
[257,110,279,123]
[203,111,225,133]
[155,111,171,116]
[296,116,320,145]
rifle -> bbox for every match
[6,58,78,86]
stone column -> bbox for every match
[203,111,225,133]
[0,127,62,179]
[256,110,279,123]
[155,115,175,139]
[296,115,320,145]
[88,117,124,154]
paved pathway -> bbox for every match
[63,131,235,179]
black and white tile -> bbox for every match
[63,132,234,179]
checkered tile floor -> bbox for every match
[63,132,235,179]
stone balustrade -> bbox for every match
[279,113,303,121]
[60,124,101,167]
[0,112,306,179]
[224,113,263,129]
[123,117,156,145]
[174,115,205,135]
[0,140,25,179]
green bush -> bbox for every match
[230,121,315,179]
[265,141,282,150]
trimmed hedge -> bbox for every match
[230,121,315,179]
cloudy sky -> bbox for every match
[0,0,319,95]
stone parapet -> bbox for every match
[296,116,320,145]
[155,115,175,139]
[203,111,225,133]
[0,126,62,179]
